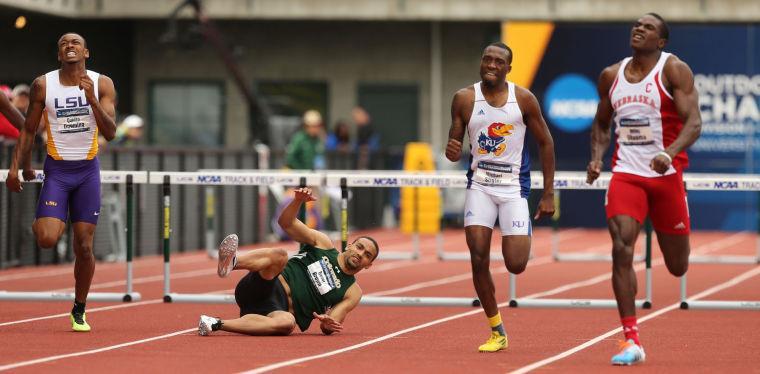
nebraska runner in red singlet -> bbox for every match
[586,13,702,365]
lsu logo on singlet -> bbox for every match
[477,122,514,156]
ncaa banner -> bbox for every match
[503,22,758,230]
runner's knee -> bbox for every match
[665,261,688,277]
[36,233,59,249]
[73,237,94,259]
[611,242,635,268]
[506,260,527,274]
[273,314,296,335]
[470,252,490,273]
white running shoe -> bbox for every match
[198,315,218,336]
[217,234,238,278]
[611,339,646,365]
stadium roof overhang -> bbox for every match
[0,0,758,22]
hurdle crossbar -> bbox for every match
[150,171,323,303]
[0,170,144,303]
[675,173,760,310]
[330,175,479,307]
[509,219,653,309]
[325,172,461,261]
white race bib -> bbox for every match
[619,117,654,145]
[472,161,512,186]
[307,259,336,295]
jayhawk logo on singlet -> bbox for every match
[477,122,514,156]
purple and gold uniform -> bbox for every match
[35,70,101,224]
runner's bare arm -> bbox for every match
[0,90,24,130]
[277,187,334,249]
[650,57,702,174]
[6,76,45,192]
[517,86,555,219]
[587,65,618,183]
[446,88,473,162]
[81,74,116,141]
[313,283,362,335]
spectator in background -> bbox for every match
[99,114,146,151]
[352,106,379,169]
[285,109,325,170]
[11,84,47,144]
[11,84,30,114]
[325,120,351,152]
[113,114,145,146]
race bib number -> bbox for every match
[619,117,654,145]
[472,161,512,186]
[307,258,337,295]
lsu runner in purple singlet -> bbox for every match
[6,32,117,332]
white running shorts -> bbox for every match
[463,188,531,236]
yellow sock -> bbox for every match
[488,313,506,336]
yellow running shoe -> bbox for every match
[71,312,91,332]
[478,331,507,352]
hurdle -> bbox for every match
[325,171,467,261]
[679,173,760,310]
[0,170,144,303]
[549,172,645,263]
[152,170,322,303]
[327,173,481,307]
[509,219,653,309]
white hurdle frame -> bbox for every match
[149,170,323,304]
[0,170,144,303]
[678,173,760,310]
[326,173,481,307]
[324,171,463,261]
[325,171,653,309]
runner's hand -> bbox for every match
[293,187,317,203]
[313,312,343,333]
[534,193,555,220]
[586,160,603,184]
[650,153,671,175]
[445,139,463,162]
[22,168,36,181]
[79,74,97,103]
[5,170,22,192]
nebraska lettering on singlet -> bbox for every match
[611,94,657,111]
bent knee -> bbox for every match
[507,262,527,274]
[273,314,296,335]
[273,248,289,266]
[667,263,688,277]
[36,234,59,249]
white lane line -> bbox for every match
[0,254,439,327]
[0,300,163,327]
[0,255,212,282]
[367,257,554,297]
[0,328,197,372]
[0,232,748,370]
[508,265,760,374]
[238,232,750,373]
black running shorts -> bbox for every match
[234,272,289,317]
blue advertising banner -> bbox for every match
[525,22,758,230]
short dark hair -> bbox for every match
[58,32,87,48]
[353,236,379,261]
[645,13,669,41]
[486,42,513,64]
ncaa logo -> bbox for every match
[544,74,598,133]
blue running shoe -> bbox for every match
[611,339,645,365]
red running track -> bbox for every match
[0,228,758,373]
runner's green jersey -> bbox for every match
[281,244,356,331]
